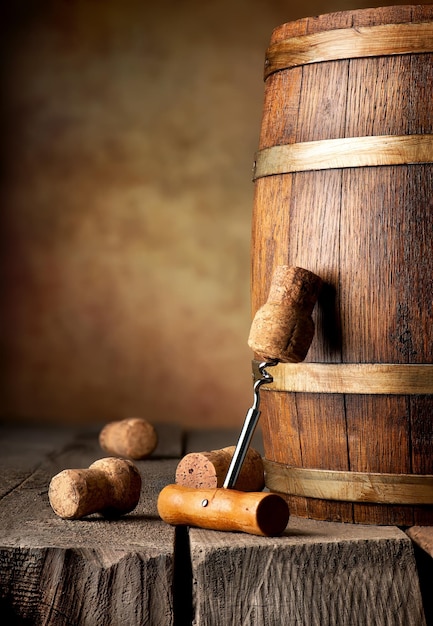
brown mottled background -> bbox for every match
[0,0,415,428]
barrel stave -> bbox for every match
[254,5,433,524]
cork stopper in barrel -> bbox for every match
[248,265,322,363]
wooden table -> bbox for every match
[1,422,432,625]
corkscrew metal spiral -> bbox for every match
[222,360,278,489]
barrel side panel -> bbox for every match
[253,5,433,524]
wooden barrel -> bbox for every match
[252,5,433,525]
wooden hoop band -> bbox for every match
[264,22,433,78]
[253,134,433,179]
[254,362,433,395]
[263,459,433,505]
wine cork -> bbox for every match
[175,446,264,491]
[99,417,158,459]
[248,265,322,363]
[48,457,142,520]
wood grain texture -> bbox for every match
[265,363,433,394]
[254,134,433,177]
[189,517,426,626]
[264,22,433,76]
[0,424,80,498]
[1,425,433,624]
[252,4,433,525]
[157,484,289,536]
[0,425,179,626]
[265,460,433,505]
[407,526,433,559]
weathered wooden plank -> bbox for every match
[0,421,182,499]
[0,423,81,498]
[189,517,426,626]
[3,423,432,626]
[0,423,79,467]
[0,425,181,626]
[408,526,433,626]
[407,526,433,559]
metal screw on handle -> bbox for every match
[223,360,277,489]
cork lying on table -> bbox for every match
[175,446,264,491]
[48,457,142,520]
[99,417,158,460]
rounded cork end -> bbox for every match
[255,493,290,536]
[268,266,323,311]
[48,470,90,519]
[175,453,219,489]
[175,447,265,491]
[248,308,315,363]
[99,418,158,459]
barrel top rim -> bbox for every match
[269,4,433,44]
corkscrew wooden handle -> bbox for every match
[157,484,289,536]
